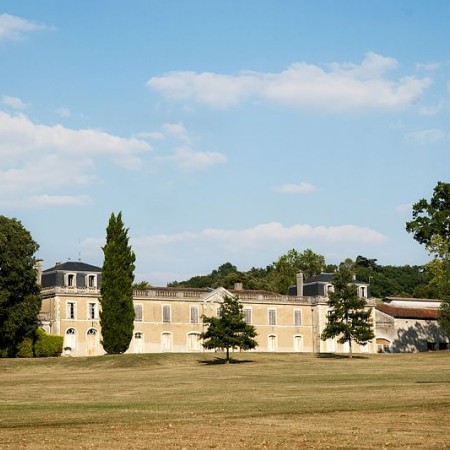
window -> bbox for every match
[187,332,202,351]
[86,274,97,288]
[294,310,302,326]
[268,309,276,326]
[360,286,366,298]
[190,306,199,324]
[66,302,75,320]
[161,332,172,352]
[268,334,277,352]
[134,332,143,354]
[65,328,76,349]
[217,307,222,318]
[88,302,97,320]
[134,304,143,322]
[65,273,76,287]
[87,328,97,335]
[293,335,303,352]
[243,308,252,324]
[162,305,171,323]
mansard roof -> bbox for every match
[43,261,102,273]
[304,273,335,284]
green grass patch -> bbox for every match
[1,352,449,448]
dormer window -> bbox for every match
[65,273,76,287]
[85,274,97,288]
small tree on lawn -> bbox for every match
[100,212,136,354]
[321,262,374,358]
[200,295,258,363]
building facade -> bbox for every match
[375,297,448,353]
[39,262,377,357]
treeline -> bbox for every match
[168,249,435,299]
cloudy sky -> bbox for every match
[1,2,449,285]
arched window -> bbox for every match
[293,335,303,352]
[161,332,172,352]
[65,328,77,349]
[87,328,97,335]
[268,334,277,352]
[85,274,97,288]
[187,332,202,352]
[65,273,76,287]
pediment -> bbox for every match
[201,287,233,305]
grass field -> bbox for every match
[1,352,449,449]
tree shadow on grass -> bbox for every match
[315,353,369,360]
[198,357,255,365]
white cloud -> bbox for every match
[55,107,71,118]
[166,146,227,172]
[162,122,189,141]
[80,221,386,285]
[1,95,28,110]
[0,111,151,204]
[136,131,165,140]
[275,182,316,194]
[0,13,48,42]
[415,62,441,71]
[395,203,413,214]
[147,52,431,111]
[406,128,449,144]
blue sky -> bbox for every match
[1,1,449,285]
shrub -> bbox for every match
[34,328,63,357]
[16,338,34,358]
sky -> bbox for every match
[1,1,449,285]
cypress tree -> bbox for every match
[100,212,136,354]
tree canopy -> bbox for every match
[406,181,450,258]
[321,262,374,357]
[200,295,258,362]
[0,216,41,357]
[100,212,136,354]
[406,182,450,334]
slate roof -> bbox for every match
[304,273,335,284]
[376,303,439,320]
[43,261,102,273]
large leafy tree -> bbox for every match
[321,262,374,358]
[100,212,136,354]
[271,248,325,294]
[0,216,41,357]
[406,182,450,334]
[406,181,450,258]
[200,295,258,363]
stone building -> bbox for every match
[39,261,376,357]
[375,297,448,353]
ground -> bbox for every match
[0,352,449,449]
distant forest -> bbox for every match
[167,251,436,299]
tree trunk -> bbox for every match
[226,347,230,363]
[348,338,353,359]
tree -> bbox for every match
[406,182,450,333]
[321,262,374,358]
[271,248,325,294]
[406,181,450,258]
[200,295,258,363]
[0,216,41,357]
[100,212,136,354]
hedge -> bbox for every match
[34,328,64,357]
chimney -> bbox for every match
[296,271,304,297]
[234,282,243,291]
[35,259,43,285]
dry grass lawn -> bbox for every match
[0,351,449,449]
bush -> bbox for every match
[34,328,63,357]
[17,338,34,358]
